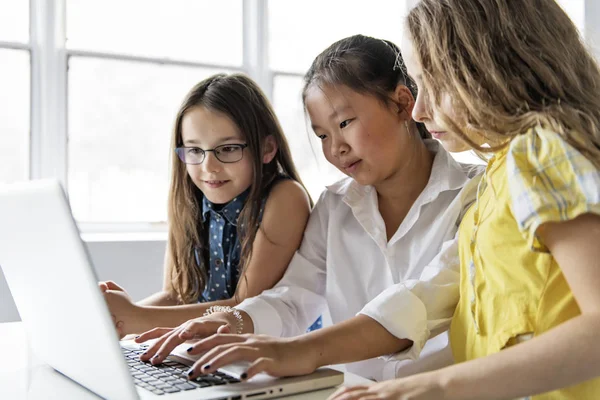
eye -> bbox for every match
[339,119,353,129]
[219,145,239,153]
[187,147,202,155]
[317,134,327,140]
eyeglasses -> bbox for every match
[175,143,248,164]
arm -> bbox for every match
[134,181,311,362]
[184,314,411,380]
[182,236,460,378]
[293,235,460,368]
[134,180,310,331]
[101,243,181,338]
[358,236,460,360]
[233,189,331,338]
[436,213,600,399]
[331,213,600,400]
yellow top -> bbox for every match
[450,127,600,399]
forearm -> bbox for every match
[300,314,412,368]
[137,291,180,307]
[440,314,600,400]
[137,297,255,333]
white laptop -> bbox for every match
[0,180,343,400]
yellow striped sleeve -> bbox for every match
[506,127,600,251]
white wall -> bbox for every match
[0,239,166,323]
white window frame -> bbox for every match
[0,17,31,180]
[21,0,599,235]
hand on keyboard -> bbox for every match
[135,313,235,365]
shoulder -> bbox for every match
[264,179,311,212]
[506,126,597,191]
[506,126,600,249]
[261,179,311,230]
[507,126,583,170]
[254,180,311,246]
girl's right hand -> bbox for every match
[99,280,126,293]
[135,312,236,364]
[186,333,319,380]
[98,280,129,337]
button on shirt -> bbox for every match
[235,140,481,381]
[198,189,255,302]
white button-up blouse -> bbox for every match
[236,140,480,381]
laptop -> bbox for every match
[0,180,344,400]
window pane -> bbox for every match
[66,0,243,66]
[273,75,345,200]
[0,1,28,43]
[556,0,584,33]
[0,49,29,183]
[269,0,407,73]
[68,57,232,223]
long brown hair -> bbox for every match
[167,73,309,304]
[407,0,600,168]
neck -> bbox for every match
[374,140,434,206]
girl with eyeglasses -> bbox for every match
[134,34,482,381]
[99,73,312,340]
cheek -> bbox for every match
[185,166,202,187]
[321,141,334,163]
[185,165,196,179]
[354,129,389,158]
[236,159,255,182]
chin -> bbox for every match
[348,174,376,187]
[201,192,233,205]
[439,139,471,153]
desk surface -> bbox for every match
[0,322,371,400]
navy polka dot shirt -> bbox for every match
[194,180,322,331]
[196,188,261,303]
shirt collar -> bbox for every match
[326,139,471,205]
[202,188,251,226]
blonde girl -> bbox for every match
[330,0,600,398]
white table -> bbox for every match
[0,322,372,399]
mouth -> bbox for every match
[341,160,362,174]
[203,180,230,188]
[429,131,447,140]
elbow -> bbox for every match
[397,338,414,353]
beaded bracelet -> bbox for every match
[202,305,244,334]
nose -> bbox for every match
[412,89,431,123]
[330,131,350,158]
[202,152,221,173]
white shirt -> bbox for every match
[236,140,479,381]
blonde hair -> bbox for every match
[167,73,309,304]
[407,0,600,167]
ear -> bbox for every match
[262,135,278,164]
[391,84,415,122]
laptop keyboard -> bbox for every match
[122,345,241,396]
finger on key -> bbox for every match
[139,329,174,361]
[150,328,189,364]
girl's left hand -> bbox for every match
[327,372,447,400]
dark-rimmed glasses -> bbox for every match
[175,143,248,164]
